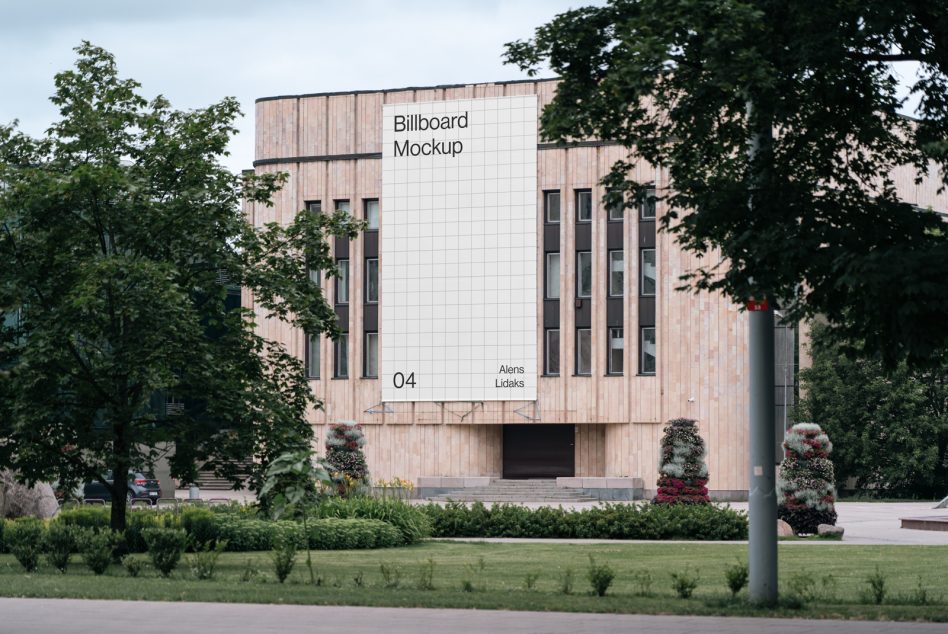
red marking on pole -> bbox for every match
[746,298,769,311]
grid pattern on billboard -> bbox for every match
[381,95,538,402]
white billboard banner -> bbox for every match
[381,95,538,402]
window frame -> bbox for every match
[363,198,379,231]
[608,327,624,375]
[640,326,656,375]
[608,249,624,297]
[576,251,592,299]
[305,334,320,379]
[544,190,561,224]
[335,259,349,305]
[305,200,322,214]
[545,252,560,300]
[575,328,592,376]
[575,189,592,223]
[365,257,379,304]
[363,331,378,378]
[640,186,656,220]
[334,199,351,214]
[334,333,349,379]
[640,248,656,297]
[607,190,624,222]
[544,328,560,376]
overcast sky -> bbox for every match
[2,1,922,174]
[0,0,587,173]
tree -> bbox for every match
[776,423,837,534]
[0,43,362,531]
[504,1,948,366]
[796,325,948,497]
[653,418,710,504]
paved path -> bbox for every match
[0,599,943,634]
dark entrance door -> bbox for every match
[502,424,575,478]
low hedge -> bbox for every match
[311,497,431,545]
[308,518,402,550]
[421,501,748,540]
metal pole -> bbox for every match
[748,303,777,605]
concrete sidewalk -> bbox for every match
[0,599,942,634]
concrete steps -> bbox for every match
[427,478,599,503]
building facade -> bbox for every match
[249,78,947,498]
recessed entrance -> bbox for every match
[502,424,575,478]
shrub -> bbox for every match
[6,519,45,572]
[325,421,369,488]
[777,423,837,535]
[787,572,819,603]
[379,562,402,588]
[416,557,435,590]
[586,556,615,597]
[559,568,574,594]
[189,540,227,580]
[724,561,748,597]
[654,418,710,504]
[56,507,110,531]
[180,507,219,548]
[307,518,401,550]
[461,557,486,592]
[314,497,431,544]
[124,511,162,553]
[420,501,747,540]
[864,566,887,605]
[671,566,700,598]
[523,571,540,591]
[122,555,145,577]
[632,569,654,596]
[213,517,304,552]
[44,522,77,572]
[79,528,115,575]
[271,534,297,583]
[142,527,187,577]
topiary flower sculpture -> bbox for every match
[654,418,710,504]
[777,423,837,534]
[325,421,369,492]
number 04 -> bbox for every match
[393,372,416,389]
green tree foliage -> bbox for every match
[504,1,948,366]
[0,43,362,531]
[796,326,948,497]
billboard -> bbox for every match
[381,95,538,402]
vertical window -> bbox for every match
[545,252,560,299]
[308,266,320,285]
[306,200,322,213]
[576,329,592,375]
[335,259,349,304]
[608,250,624,297]
[576,251,592,298]
[640,187,656,220]
[365,258,379,303]
[306,335,320,379]
[640,249,656,296]
[545,329,560,375]
[364,332,378,378]
[364,199,379,231]
[335,199,350,214]
[607,191,624,221]
[608,327,624,375]
[576,190,592,222]
[640,327,656,375]
[334,333,349,378]
[544,191,561,223]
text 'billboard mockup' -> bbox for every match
[381,95,538,402]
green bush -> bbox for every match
[6,519,45,572]
[307,518,401,550]
[586,556,615,597]
[0,519,6,554]
[724,561,749,597]
[312,497,431,544]
[271,534,297,583]
[124,511,163,553]
[78,528,115,575]
[180,507,219,548]
[122,554,145,577]
[213,517,304,552]
[671,566,700,598]
[188,540,227,580]
[142,527,187,577]
[44,522,77,572]
[56,507,110,531]
[421,501,747,540]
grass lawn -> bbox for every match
[1,542,946,621]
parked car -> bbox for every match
[82,471,160,505]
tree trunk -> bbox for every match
[110,421,130,532]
